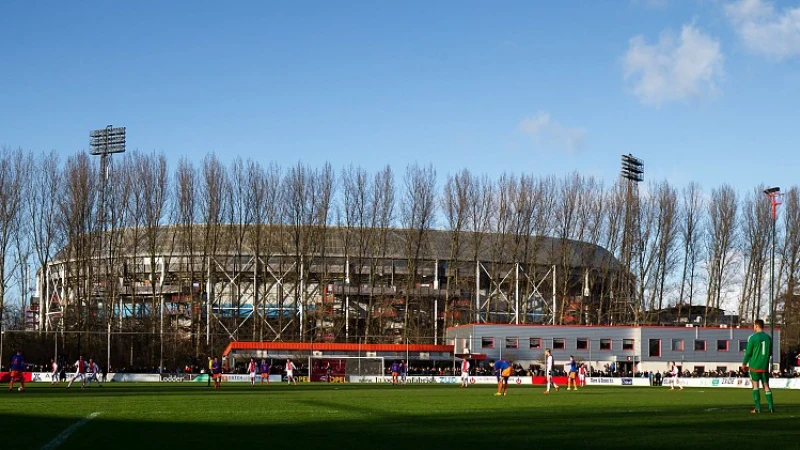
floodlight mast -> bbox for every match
[619,154,644,325]
[763,186,781,358]
[89,125,126,373]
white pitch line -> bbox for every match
[41,412,101,450]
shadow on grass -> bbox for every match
[3,385,798,449]
[3,406,798,449]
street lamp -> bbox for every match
[763,187,781,348]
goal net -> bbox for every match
[307,356,385,382]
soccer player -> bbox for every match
[668,361,683,390]
[544,348,559,394]
[8,350,26,392]
[325,362,333,383]
[211,357,222,389]
[285,359,297,385]
[566,355,578,391]
[247,358,257,387]
[578,363,587,387]
[207,356,213,388]
[400,360,407,385]
[50,358,59,385]
[86,359,102,387]
[260,359,271,385]
[742,319,774,413]
[460,358,470,388]
[490,359,512,396]
[390,360,400,385]
[66,356,87,390]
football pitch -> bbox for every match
[1,383,797,449]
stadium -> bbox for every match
[31,223,629,369]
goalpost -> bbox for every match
[307,355,385,382]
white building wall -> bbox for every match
[445,324,781,373]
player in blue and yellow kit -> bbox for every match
[490,359,512,396]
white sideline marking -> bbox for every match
[41,412,101,450]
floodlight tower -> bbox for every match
[763,187,781,348]
[90,125,126,369]
[620,154,644,325]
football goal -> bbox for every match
[307,356,385,382]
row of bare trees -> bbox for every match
[2,146,800,366]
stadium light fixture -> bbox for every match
[620,153,644,183]
[90,126,126,155]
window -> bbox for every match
[481,337,494,349]
[716,366,728,373]
[739,340,748,352]
[694,340,706,351]
[671,339,684,352]
[576,338,589,350]
[505,337,518,349]
[600,339,612,350]
[553,338,566,350]
[649,339,661,357]
[717,340,729,352]
[529,337,541,349]
[694,366,705,375]
[622,339,634,351]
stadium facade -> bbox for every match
[33,224,631,349]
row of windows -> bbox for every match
[481,337,634,350]
[481,337,749,354]
[648,339,748,357]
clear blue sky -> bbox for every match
[1,0,798,193]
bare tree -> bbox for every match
[254,161,283,342]
[366,166,395,341]
[400,163,437,341]
[739,187,771,323]
[677,182,704,323]
[704,184,738,325]
[28,151,64,332]
[136,152,169,367]
[200,154,228,350]
[170,157,200,356]
[465,174,494,323]
[0,148,26,333]
[441,169,471,334]
[649,181,680,318]
[59,153,99,354]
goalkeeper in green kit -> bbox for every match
[741,319,773,413]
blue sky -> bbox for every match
[1,0,799,194]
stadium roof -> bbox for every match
[56,224,621,270]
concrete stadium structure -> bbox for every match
[33,225,630,344]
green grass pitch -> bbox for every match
[2,383,797,449]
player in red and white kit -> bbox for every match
[668,362,683,390]
[50,359,59,385]
[66,356,87,390]
[578,364,586,387]
[247,358,257,387]
[86,359,102,387]
[460,358,470,388]
[285,359,297,385]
